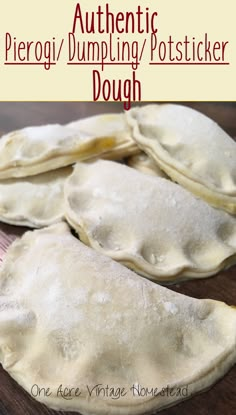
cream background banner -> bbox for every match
[0,0,234,101]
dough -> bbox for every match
[127,152,169,178]
[65,160,236,283]
[0,222,236,415]
[126,104,236,214]
[0,113,136,179]
[68,113,138,161]
[0,167,72,228]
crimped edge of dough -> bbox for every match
[0,214,66,229]
[64,210,236,284]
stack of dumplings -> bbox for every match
[0,104,235,415]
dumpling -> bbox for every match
[0,167,72,228]
[65,160,236,282]
[68,113,138,160]
[126,104,236,214]
[0,113,137,179]
[0,222,236,414]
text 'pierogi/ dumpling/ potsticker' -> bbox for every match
[126,104,236,214]
[0,113,137,179]
[0,167,72,228]
[65,160,236,283]
[0,223,236,414]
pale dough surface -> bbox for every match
[126,104,236,214]
[65,160,236,283]
[0,222,236,414]
[0,167,72,228]
[127,152,169,178]
[0,113,136,179]
[68,113,138,160]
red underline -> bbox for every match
[67,62,138,65]
[149,62,230,65]
[4,62,56,65]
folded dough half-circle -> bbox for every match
[0,167,72,228]
[0,113,136,179]
[0,222,236,414]
[65,160,236,282]
[126,104,236,214]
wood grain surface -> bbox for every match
[0,102,235,415]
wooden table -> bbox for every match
[0,102,235,415]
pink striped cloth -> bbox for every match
[0,224,26,264]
